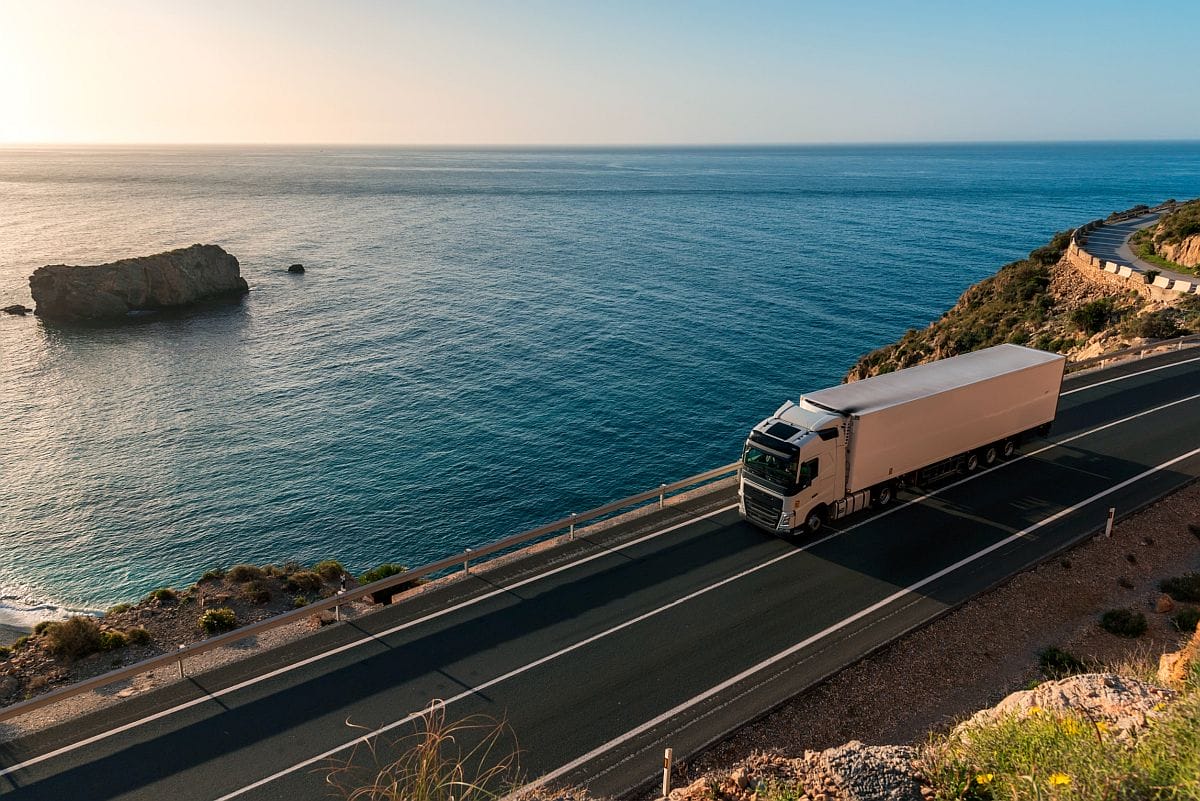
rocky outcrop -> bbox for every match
[1158,627,1200,687]
[1158,234,1200,270]
[29,244,248,321]
[2,304,30,316]
[288,263,305,274]
[954,673,1175,742]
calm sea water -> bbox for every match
[2,143,1199,623]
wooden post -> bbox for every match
[662,747,673,798]
[1105,507,1115,538]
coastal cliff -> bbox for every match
[29,244,248,321]
[847,225,1200,381]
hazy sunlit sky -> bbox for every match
[1,0,1197,145]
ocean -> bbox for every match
[2,142,1199,627]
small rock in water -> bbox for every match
[287,263,305,274]
[2,304,31,315]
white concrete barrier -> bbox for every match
[1118,266,1134,278]
[1104,262,1120,273]
[1153,276,1172,288]
[1173,279,1194,292]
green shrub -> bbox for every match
[1143,269,1160,284]
[98,629,128,650]
[11,635,30,650]
[1071,298,1116,335]
[284,571,323,593]
[282,559,302,574]
[1173,607,1200,633]
[227,564,265,583]
[199,568,225,582]
[33,620,56,635]
[148,587,178,603]
[1100,608,1147,638]
[314,560,346,581]
[1038,646,1087,679]
[240,579,271,604]
[1161,573,1200,602]
[106,603,132,615]
[198,607,237,635]
[0,645,10,660]
[1121,309,1183,339]
[360,563,409,585]
[125,627,152,646]
[44,616,104,661]
[292,595,309,609]
[263,564,285,578]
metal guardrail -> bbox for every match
[1065,334,1200,373]
[0,461,741,723]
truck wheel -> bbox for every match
[982,445,998,467]
[804,508,825,535]
[965,452,979,473]
[874,483,894,508]
[1001,439,1016,459]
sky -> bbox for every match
[0,0,1197,146]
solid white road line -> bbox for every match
[216,391,1200,800]
[0,504,737,781]
[3,355,1196,786]
[1061,353,1200,395]
[524,443,1200,792]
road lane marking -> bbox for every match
[214,391,1200,799]
[0,503,737,781]
[4,360,1197,785]
[524,443,1200,792]
[1061,354,1200,395]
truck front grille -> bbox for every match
[742,481,784,530]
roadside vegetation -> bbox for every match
[324,702,522,801]
[921,661,1200,800]
[1130,199,1200,277]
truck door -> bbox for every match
[799,446,835,507]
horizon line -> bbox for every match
[2,137,1200,150]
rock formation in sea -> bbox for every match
[287,263,305,274]
[28,244,249,322]
[2,304,31,316]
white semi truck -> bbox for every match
[739,344,1066,535]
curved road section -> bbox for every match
[1084,212,1196,285]
[2,349,1200,800]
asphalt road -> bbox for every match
[2,349,1199,800]
[1084,213,1196,284]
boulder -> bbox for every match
[287,263,305,274]
[2,304,31,315]
[29,244,248,322]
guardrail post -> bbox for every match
[659,483,667,509]
[662,747,673,797]
[463,548,472,573]
[569,512,577,541]
[1105,507,1115,538]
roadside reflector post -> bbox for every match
[659,483,667,509]
[463,548,472,574]
[662,747,673,798]
[177,644,186,679]
[569,512,577,541]
[1105,507,1116,538]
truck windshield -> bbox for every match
[741,445,797,493]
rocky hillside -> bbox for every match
[1139,199,1200,270]
[846,228,1200,381]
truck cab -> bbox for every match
[739,399,844,535]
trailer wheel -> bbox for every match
[965,452,980,473]
[982,445,999,467]
[873,483,894,508]
[1001,439,1016,459]
[804,507,825,535]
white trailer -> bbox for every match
[739,344,1065,535]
